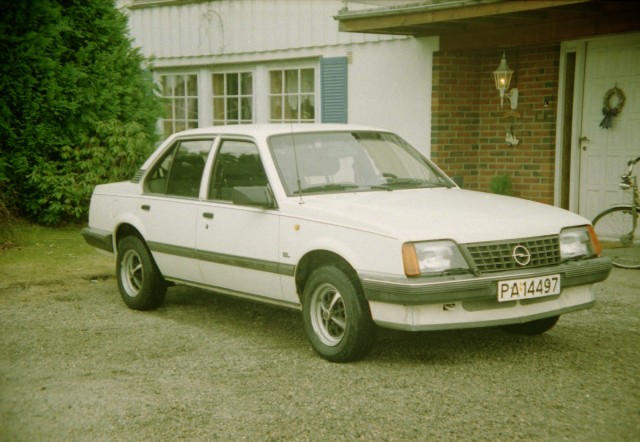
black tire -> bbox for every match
[116,236,167,310]
[592,206,640,269]
[302,265,376,362]
[503,315,559,336]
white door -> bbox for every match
[196,138,284,302]
[578,33,640,220]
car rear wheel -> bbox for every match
[503,315,560,335]
[302,265,376,362]
[116,236,166,311]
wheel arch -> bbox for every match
[294,249,360,301]
[114,223,145,251]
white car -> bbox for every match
[83,124,612,362]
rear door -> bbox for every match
[140,137,214,283]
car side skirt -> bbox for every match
[165,277,301,311]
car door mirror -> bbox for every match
[232,186,275,208]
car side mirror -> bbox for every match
[232,186,275,208]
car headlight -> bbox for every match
[402,240,470,277]
[560,226,601,260]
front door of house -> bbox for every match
[578,33,640,221]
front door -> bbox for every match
[578,33,640,220]
[196,138,284,302]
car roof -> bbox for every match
[172,123,388,139]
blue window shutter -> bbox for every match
[321,57,348,123]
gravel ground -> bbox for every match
[1,249,639,441]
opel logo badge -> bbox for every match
[512,245,531,266]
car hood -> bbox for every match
[281,188,589,243]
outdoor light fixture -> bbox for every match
[493,52,518,109]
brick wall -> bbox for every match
[431,45,560,205]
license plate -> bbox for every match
[498,274,561,302]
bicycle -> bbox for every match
[592,155,640,269]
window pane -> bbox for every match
[175,75,185,97]
[270,70,282,94]
[285,96,298,120]
[212,74,224,96]
[227,97,239,120]
[213,97,225,120]
[301,95,314,120]
[175,99,185,120]
[301,69,314,93]
[270,96,282,120]
[161,76,172,96]
[163,121,173,136]
[186,75,197,96]
[241,72,252,95]
[187,98,198,120]
[227,74,238,95]
[285,69,298,94]
[241,97,252,120]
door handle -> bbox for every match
[141,204,150,211]
[202,212,214,219]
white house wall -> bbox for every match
[120,0,436,153]
[348,38,436,153]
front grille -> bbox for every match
[464,236,561,273]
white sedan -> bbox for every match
[83,124,612,362]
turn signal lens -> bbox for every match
[402,243,420,277]
[587,225,602,257]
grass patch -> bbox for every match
[0,224,113,288]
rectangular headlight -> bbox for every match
[402,240,470,277]
[560,226,600,260]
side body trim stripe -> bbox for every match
[147,241,295,277]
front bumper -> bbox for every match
[359,257,612,331]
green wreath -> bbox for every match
[600,86,625,129]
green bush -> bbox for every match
[490,174,513,196]
[0,0,162,225]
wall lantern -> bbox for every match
[493,52,518,109]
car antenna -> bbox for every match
[290,123,304,204]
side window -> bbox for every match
[146,139,213,198]
[208,140,268,201]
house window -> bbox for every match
[160,74,198,136]
[269,68,315,123]
[212,72,253,125]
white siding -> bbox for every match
[123,0,401,66]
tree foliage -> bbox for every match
[0,0,162,225]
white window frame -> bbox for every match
[158,73,199,136]
[267,66,317,123]
[211,70,255,126]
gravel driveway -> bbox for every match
[1,244,638,441]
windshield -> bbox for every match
[268,131,454,196]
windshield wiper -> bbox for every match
[295,183,361,194]
[383,178,446,189]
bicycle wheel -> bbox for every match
[592,206,640,269]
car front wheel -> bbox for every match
[116,236,166,311]
[302,265,376,362]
